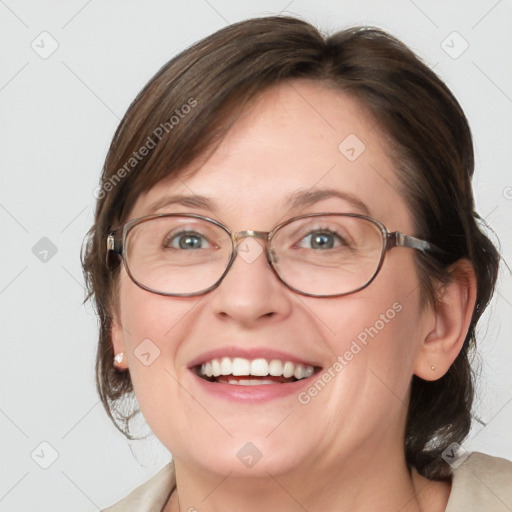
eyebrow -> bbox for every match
[148,188,370,217]
[149,194,214,212]
[286,189,371,216]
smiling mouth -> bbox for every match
[194,357,320,385]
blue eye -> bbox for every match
[299,230,341,250]
[166,231,211,250]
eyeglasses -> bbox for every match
[107,213,440,298]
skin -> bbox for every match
[112,79,476,511]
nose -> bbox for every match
[208,236,293,326]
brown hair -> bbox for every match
[82,15,500,479]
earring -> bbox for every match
[114,353,124,364]
[431,364,436,371]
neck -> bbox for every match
[164,448,445,512]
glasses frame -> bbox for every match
[107,212,441,298]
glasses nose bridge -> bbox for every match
[233,229,270,244]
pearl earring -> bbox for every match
[114,353,124,364]
[431,364,436,371]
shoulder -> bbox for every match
[446,452,512,512]
[101,462,176,512]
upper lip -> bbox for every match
[187,346,322,369]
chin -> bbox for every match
[165,421,309,477]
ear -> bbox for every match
[414,259,477,381]
[112,314,129,370]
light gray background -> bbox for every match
[1,1,511,510]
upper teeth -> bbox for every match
[200,357,315,380]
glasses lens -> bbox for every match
[125,216,232,295]
[271,215,384,296]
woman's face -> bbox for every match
[113,80,433,478]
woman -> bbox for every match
[83,16,512,512]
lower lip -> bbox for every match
[189,370,319,402]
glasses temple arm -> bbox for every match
[107,232,123,255]
[386,232,442,254]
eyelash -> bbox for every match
[162,229,212,249]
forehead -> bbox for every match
[131,80,412,232]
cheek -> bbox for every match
[116,274,198,411]
[118,271,197,350]
[300,256,424,389]
[295,289,423,446]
